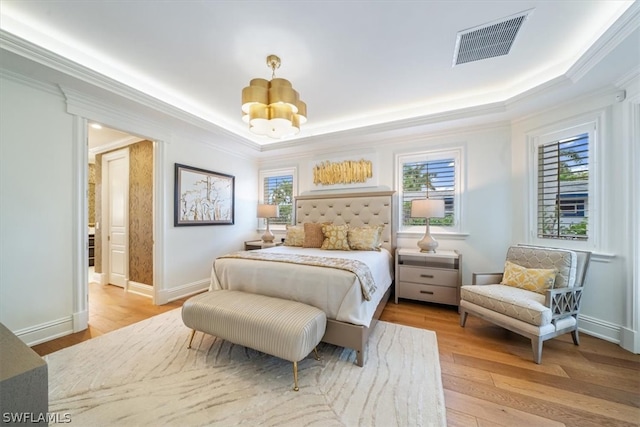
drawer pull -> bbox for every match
[420,274,435,279]
[420,290,434,295]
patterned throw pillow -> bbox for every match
[500,261,557,294]
[283,225,304,247]
[321,224,350,250]
[303,223,326,248]
[348,225,385,251]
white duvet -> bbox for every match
[210,246,393,327]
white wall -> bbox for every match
[0,72,259,344]
[511,86,639,345]
[0,75,75,338]
[160,137,258,302]
[260,124,514,286]
[260,85,638,347]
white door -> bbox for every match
[103,149,129,288]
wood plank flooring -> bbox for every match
[380,300,640,427]
[32,287,639,426]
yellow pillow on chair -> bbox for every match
[500,261,557,294]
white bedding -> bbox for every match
[210,246,393,327]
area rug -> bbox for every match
[45,308,446,426]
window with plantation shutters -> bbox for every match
[537,133,589,240]
[259,168,297,227]
[397,149,462,231]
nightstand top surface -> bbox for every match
[397,248,459,258]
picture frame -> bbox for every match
[174,163,235,226]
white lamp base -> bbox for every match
[417,221,438,253]
[261,220,274,243]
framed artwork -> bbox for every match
[174,163,235,226]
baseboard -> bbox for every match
[73,310,88,333]
[155,279,209,305]
[620,327,640,354]
[91,271,106,285]
[14,316,74,347]
[578,314,620,344]
[127,281,153,298]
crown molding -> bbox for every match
[0,67,63,98]
[1,29,261,154]
[567,2,640,84]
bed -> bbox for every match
[210,191,395,366]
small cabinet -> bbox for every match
[395,248,461,306]
[88,234,95,267]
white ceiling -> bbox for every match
[1,1,637,149]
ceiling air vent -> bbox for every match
[453,9,532,66]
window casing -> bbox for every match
[397,148,462,233]
[529,118,599,249]
[258,167,297,229]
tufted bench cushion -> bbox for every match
[182,290,326,391]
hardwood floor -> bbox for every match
[380,300,640,427]
[31,282,188,356]
[32,287,639,426]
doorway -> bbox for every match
[87,125,154,297]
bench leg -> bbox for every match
[186,329,196,349]
[292,361,299,392]
[313,347,320,361]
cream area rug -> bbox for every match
[45,308,446,426]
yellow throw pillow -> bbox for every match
[500,261,557,294]
[302,222,326,248]
[348,225,384,251]
[284,225,304,247]
[321,224,350,250]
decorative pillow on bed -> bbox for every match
[348,225,385,251]
[321,223,350,250]
[284,225,305,247]
[303,222,328,248]
[500,261,557,294]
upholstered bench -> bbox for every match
[181,290,326,391]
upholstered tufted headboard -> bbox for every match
[295,191,395,252]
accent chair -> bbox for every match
[459,245,591,364]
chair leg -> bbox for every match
[531,337,543,364]
[571,329,580,346]
[460,310,468,327]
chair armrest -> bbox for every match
[545,286,584,320]
[472,273,503,285]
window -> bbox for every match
[259,168,297,227]
[397,149,462,232]
[536,133,590,240]
[529,113,602,249]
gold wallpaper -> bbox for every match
[93,140,154,286]
[88,163,96,225]
[128,140,153,285]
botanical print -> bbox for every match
[175,164,234,226]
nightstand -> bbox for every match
[244,240,283,250]
[395,248,461,306]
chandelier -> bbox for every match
[242,55,307,139]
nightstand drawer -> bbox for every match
[399,266,458,286]
[397,282,458,305]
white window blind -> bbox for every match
[537,133,589,240]
[260,168,296,226]
[398,151,459,229]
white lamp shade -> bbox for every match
[410,199,445,218]
[257,204,279,218]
